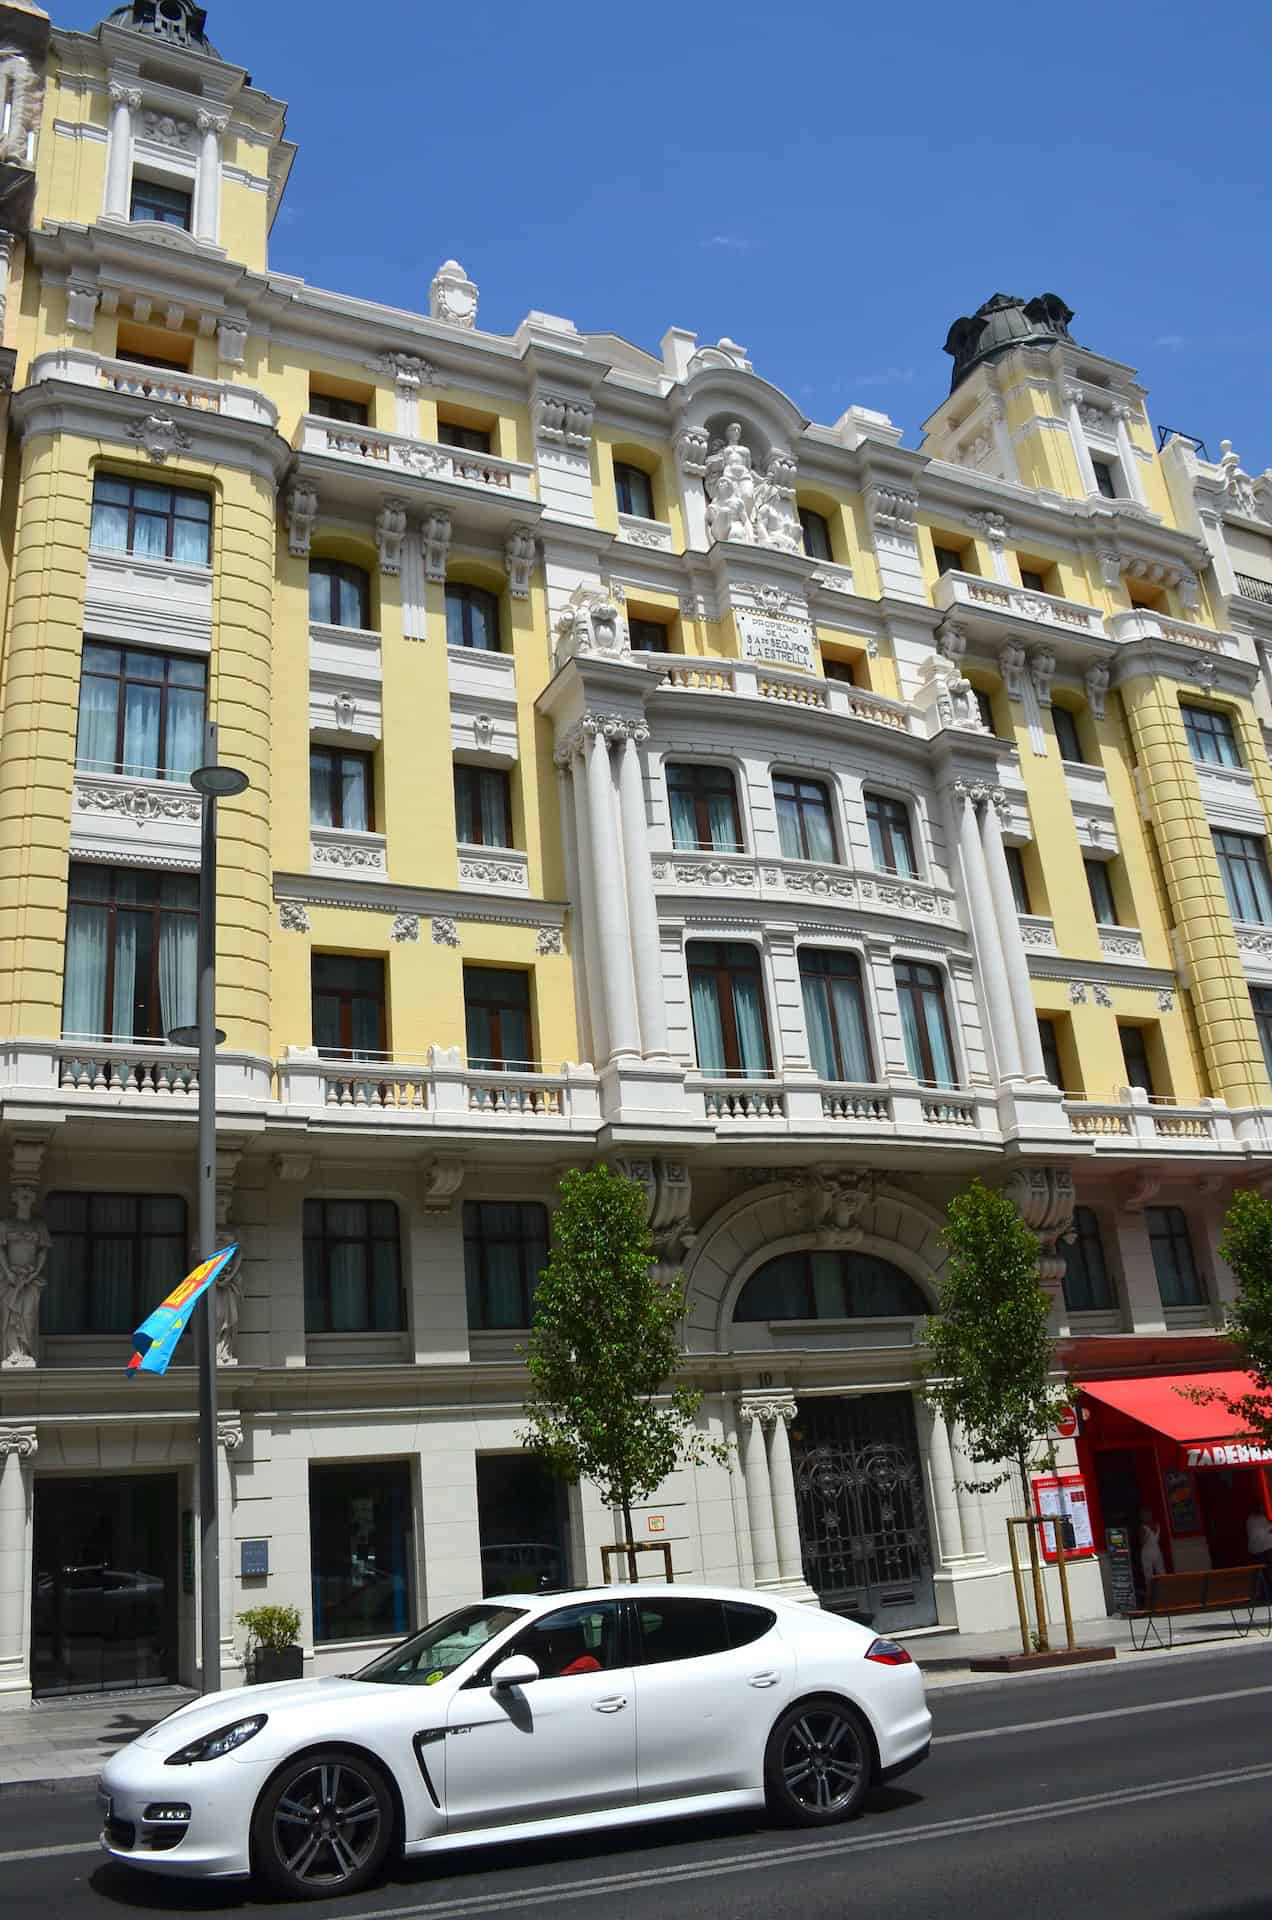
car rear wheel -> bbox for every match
[764,1696,872,1827]
[253,1749,393,1900]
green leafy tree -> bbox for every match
[520,1166,727,1574]
[1208,1188,1272,1443]
[924,1179,1069,1511]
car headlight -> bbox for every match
[165,1714,268,1766]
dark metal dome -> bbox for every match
[943,292,1076,392]
[102,2,218,55]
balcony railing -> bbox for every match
[657,659,912,732]
[59,1040,199,1097]
[1108,608,1228,654]
[28,350,278,427]
[821,1084,893,1122]
[1233,572,1272,606]
[933,570,1105,639]
[293,415,537,502]
[278,1047,600,1126]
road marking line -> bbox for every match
[940,1680,1272,1744]
[0,1840,99,1864]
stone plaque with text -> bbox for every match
[737,609,816,673]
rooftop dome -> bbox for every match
[943,292,1076,392]
[102,2,218,55]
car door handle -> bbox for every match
[748,1671,781,1687]
[592,1695,628,1713]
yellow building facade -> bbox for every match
[0,2,1270,1704]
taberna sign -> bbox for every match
[1186,1441,1272,1468]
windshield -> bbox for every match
[354,1604,526,1686]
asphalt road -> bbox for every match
[2,1643,1270,1919]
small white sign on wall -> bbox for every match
[737,609,816,673]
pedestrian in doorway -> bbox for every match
[1245,1504,1272,1602]
[1138,1507,1166,1601]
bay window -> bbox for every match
[800,948,874,1082]
[667,763,743,852]
[894,958,957,1087]
[774,773,837,862]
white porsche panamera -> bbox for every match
[97,1583,932,1902]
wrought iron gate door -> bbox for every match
[791,1394,936,1632]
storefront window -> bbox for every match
[309,1461,412,1644]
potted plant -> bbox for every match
[238,1605,304,1685]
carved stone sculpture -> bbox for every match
[214,1238,242,1367]
[0,1184,51,1370]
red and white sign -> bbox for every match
[1053,1405,1079,1441]
[1186,1441,1272,1469]
[1031,1472,1096,1561]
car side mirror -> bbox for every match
[490,1654,539,1690]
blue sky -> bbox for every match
[62,1,1272,469]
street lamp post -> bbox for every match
[170,720,249,1697]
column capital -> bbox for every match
[197,109,228,137]
[110,82,142,111]
[0,1425,36,1459]
[737,1393,797,1427]
[217,1417,243,1453]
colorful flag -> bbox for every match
[126,1245,239,1377]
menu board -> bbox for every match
[1164,1468,1201,1536]
[1105,1526,1137,1612]
[1031,1472,1096,1561]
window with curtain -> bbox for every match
[1053,705,1085,763]
[43,1193,187,1336]
[62,865,197,1042]
[310,747,374,831]
[865,792,919,877]
[311,954,386,1058]
[774,774,837,863]
[1146,1205,1204,1309]
[75,643,206,782]
[1037,1016,1063,1087]
[1119,1024,1155,1095]
[1005,847,1031,915]
[734,1250,927,1321]
[303,1198,403,1334]
[1062,1206,1116,1313]
[800,949,874,1082]
[1213,829,1272,925]
[1182,704,1241,768]
[464,967,533,1070]
[130,176,192,228]
[1084,857,1117,925]
[310,1461,411,1644]
[309,559,371,630]
[463,1201,549,1329]
[439,420,492,453]
[629,617,671,653]
[666,763,743,852]
[894,958,957,1087]
[1252,987,1272,1083]
[686,941,771,1077]
[454,765,512,848]
[445,583,501,651]
[614,461,656,520]
[799,508,833,561]
[90,473,211,566]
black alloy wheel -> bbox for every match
[253,1749,393,1899]
[764,1697,872,1826]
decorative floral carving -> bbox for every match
[287,484,319,557]
[391,914,421,943]
[533,394,593,447]
[279,903,311,934]
[371,351,438,387]
[674,427,709,477]
[969,509,1010,545]
[865,484,919,533]
[423,509,451,584]
[0,1424,37,1457]
[1157,989,1175,1013]
[1029,646,1056,706]
[505,526,537,599]
[376,499,407,575]
[458,856,527,888]
[1093,984,1114,1008]
[1084,661,1110,719]
[126,412,193,465]
[312,838,386,872]
[536,927,564,956]
[1000,640,1026,701]
[432,917,461,948]
[142,110,193,149]
[76,782,200,827]
[1069,982,1087,1005]
[429,258,478,328]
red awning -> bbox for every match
[1078,1372,1272,1470]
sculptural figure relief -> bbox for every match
[703,423,801,553]
[0,1184,51,1369]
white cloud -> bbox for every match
[701,233,755,252]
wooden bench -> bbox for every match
[1125,1565,1271,1650]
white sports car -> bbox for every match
[97,1583,931,1902]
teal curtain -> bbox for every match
[164,685,203,780]
[690,970,726,1073]
[480,772,507,846]
[342,758,369,832]
[62,903,108,1036]
[829,972,872,1079]
[121,678,161,777]
[731,973,769,1075]
[706,791,739,850]
[669,786,698,850]
[75,671,117,772]
[802,974,838,1079]
[804,802,835,863]
[158,907,196,1036]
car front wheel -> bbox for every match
[253,1749,394,1900]
[764,1697,872,1827]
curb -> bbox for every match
[0,1773,97,1795]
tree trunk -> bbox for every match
[1020,1453,1048,1652]
[621,1494,636,1582]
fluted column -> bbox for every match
[1062,383,1099,495]
[767,1405,805,1585]
[951,1422,987,1558]
[0,1426,35,1701]
[217,1420,241,1676]
[584,722,641,1061]
[1114,405,1148,509]
[739,1402,779,1585]
[615,727,670,1059]
[194,110,225,243]
[565,749,609,1065]
[104,83,139,219]
[952,782,1022,1082]
[979,789,1048,1081]
[924,1406,966,1565]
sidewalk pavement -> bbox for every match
[0,1613,1265,1790]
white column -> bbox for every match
[951,1422,987,1558]
[767,1406,805,1586]
[1114,405,1148,508]
[988,393,1017,484]
[924,1406,966,1565]
[104,83,139,219]
[615,727,670,1059]
[0,1427,35,1702]
[1062,384,1099,495]
[952,784,1023,1082]
[217,1422,240,1677]
[566,749,609,1065]
[194,110,225,243]
[979,792,1048,1081]
[584,723,641,1061]
[739,1404,779,1585]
